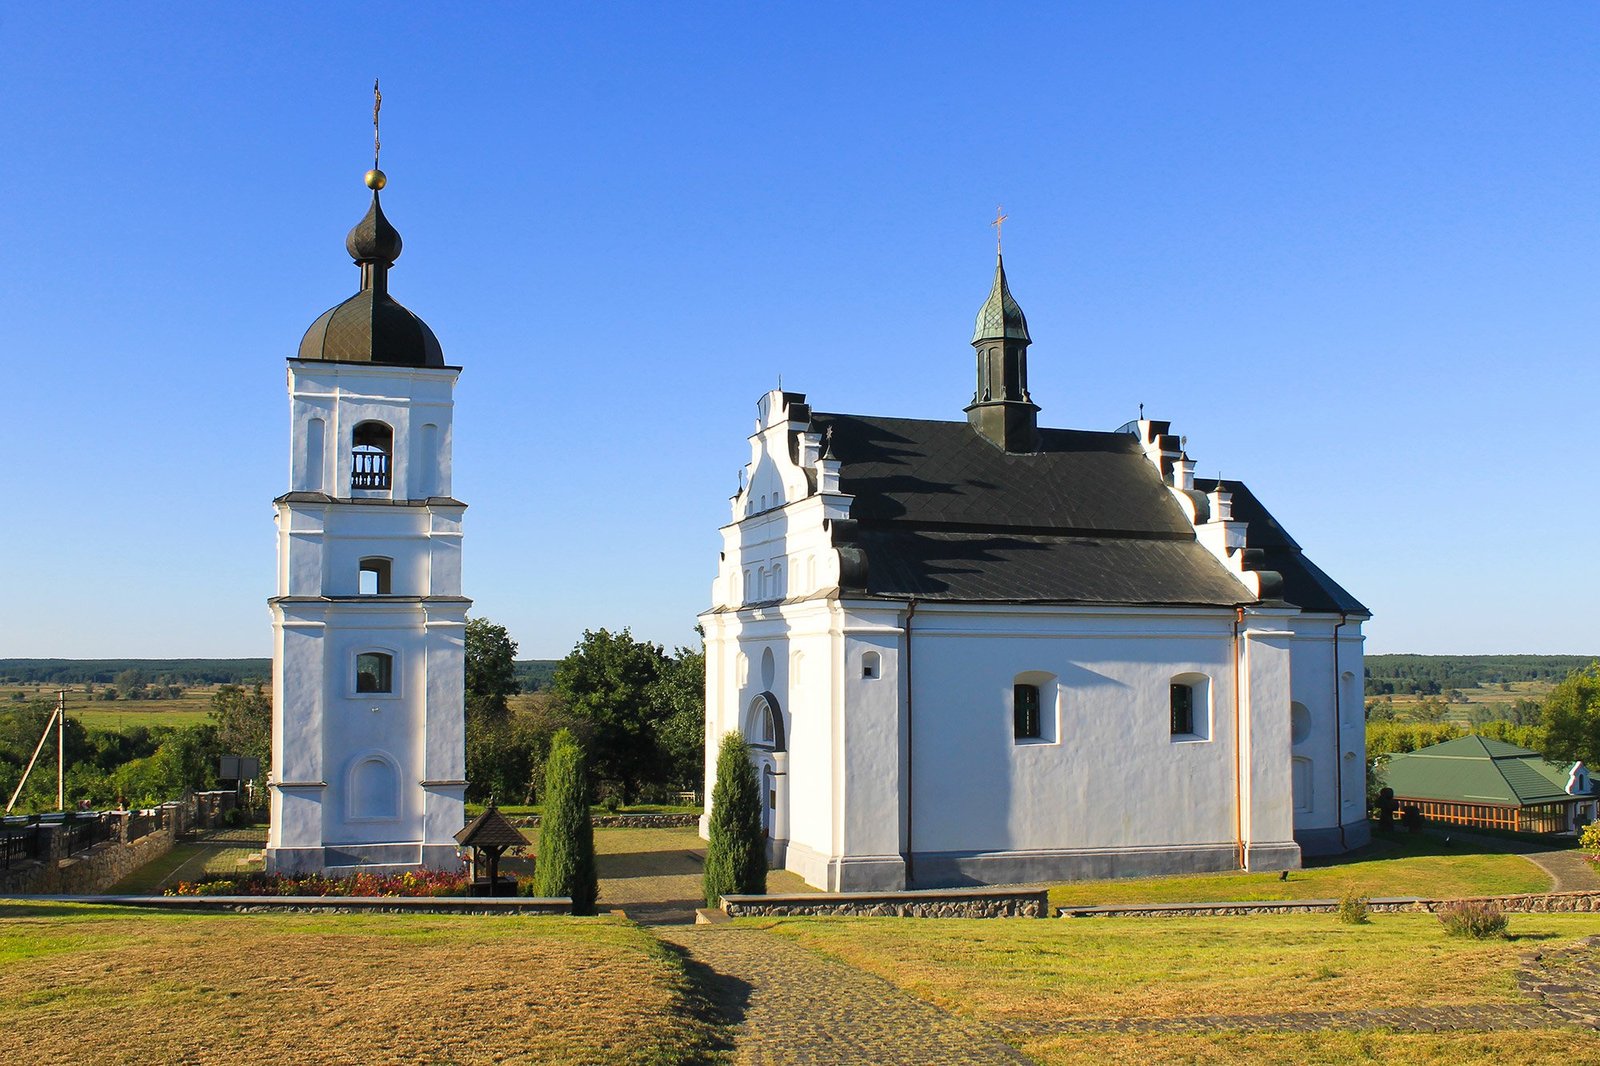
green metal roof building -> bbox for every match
[1383,736,1597,834]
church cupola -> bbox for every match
[964,252,1040,453]
[296,168,445,368]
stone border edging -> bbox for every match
[1058,889,1600,918]
[721,886,1047,918]
[506,813,700,830]
[4,894,573,915]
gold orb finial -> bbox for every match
[365,169,387,190]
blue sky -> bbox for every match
[2,4,1597,659]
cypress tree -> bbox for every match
[535,728,599,914]
[703,731,766,907]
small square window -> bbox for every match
[1014,684,1042,740]
[357,652,393,694]
[862,651,880,679]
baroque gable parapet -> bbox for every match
[713,389,857,610]
[1131,417,1283,602]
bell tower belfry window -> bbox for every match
[267,86,469,878]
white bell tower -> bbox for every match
[265,154,469,875]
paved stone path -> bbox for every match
[655,927,1035,1065]
[653,922,1600,1060]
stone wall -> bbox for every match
[1060,890,1600,919]
[0,792,235,897]
[721,887,1047,918]
[53,895,573,916]
[1,820,176,896]
[508,812,699,830]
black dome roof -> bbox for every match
[295,185,445,368]
[298,289,444,367]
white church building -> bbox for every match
[265,167,469,874]
[701,254,1370,892]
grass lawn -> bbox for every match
[1045,831,1552,909]
[0,902,724,1065]
[755,912,1600,1064]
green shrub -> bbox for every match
[533,729,599,915]
[1579,821,1600,852]
[703,731,765,908]
[1337,893,1370,925]
[1437,900,1508,939]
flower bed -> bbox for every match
[165,868,469,897]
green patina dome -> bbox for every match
[972,255,1030,344]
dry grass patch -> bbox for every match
[0,903,724,1065]
[755,913,1600,1020]
[1021,1029,1600,1065]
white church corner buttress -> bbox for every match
[266,161,469,877]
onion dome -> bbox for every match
[297,170,445,368]
[971,254,1031,344]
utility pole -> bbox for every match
[57,690,66,811]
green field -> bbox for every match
[4,683,220,732]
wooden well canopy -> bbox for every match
[454,799,525,895]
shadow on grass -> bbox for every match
[598,849,706,881]
[1302,828,1532,870]
[654,937,751,1059]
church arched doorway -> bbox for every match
[745,691,788,864]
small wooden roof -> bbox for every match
[454,802,526,849]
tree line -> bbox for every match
[1364,654,1593,697]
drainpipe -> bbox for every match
[1233,607,1245,869]
[904,598,917,887]
[1333,611,1348,851]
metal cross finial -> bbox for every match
[992,205,1008,254]
[372,78,383,168]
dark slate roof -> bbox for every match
[807,411,1362,613]
[454,804,527,849]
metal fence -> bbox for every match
[1,822,41,872]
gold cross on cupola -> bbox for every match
[992,205,1009,254]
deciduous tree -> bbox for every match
[550,628,668,804]
[1541,662,1600,768]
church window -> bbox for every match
[1012,671,1058,743]
[359,557,392,595]
[352,421,393,490]
[861,651,880,679]
[1170,674,1211,740]
[773,562,784,598]
[745,693,784,751]
[356,652,393,693]
[1014,684,1042,740]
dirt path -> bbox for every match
[656,926,1035,1065]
